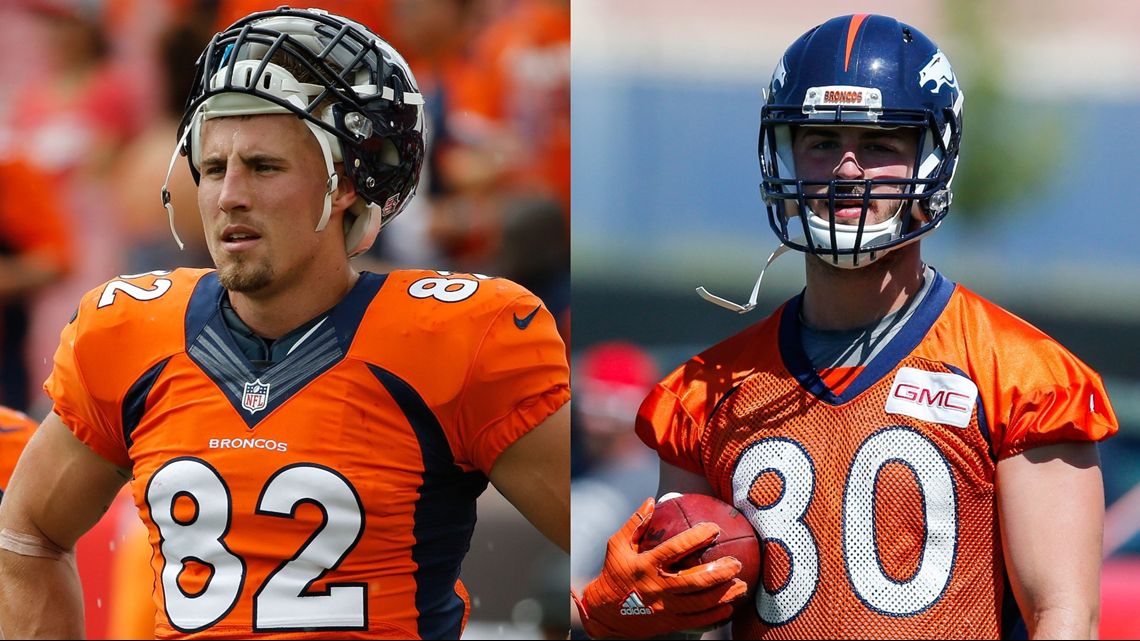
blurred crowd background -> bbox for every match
[571,0,1140,638]
[0,0,568,638]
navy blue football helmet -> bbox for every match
[759,14,963,268]
[162,6,425,258]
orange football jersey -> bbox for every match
[45,268,569,639]
[0,405,37,498]
[637,271,1118,640]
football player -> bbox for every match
[0,8,568,639]
[574,14,1117,640]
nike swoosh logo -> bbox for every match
[0,424,27,433]
[514,305,542,330]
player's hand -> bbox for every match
[572,497,748,639]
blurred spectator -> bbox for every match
[497,196,569,349]
[363,0,481,270]
[449,0,570,212]
[387,0,570,276]
[570,342,661,593]
[110,6,216,273]
[2,0,148,415]
[0,160,71,411]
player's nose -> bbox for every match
[217,167,253,214]
[833,151,865,180]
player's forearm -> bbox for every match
[1027,604,1099,640]
[0,549,85,639]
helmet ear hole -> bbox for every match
[379,139,399,166]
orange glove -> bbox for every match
[572,497,748,639]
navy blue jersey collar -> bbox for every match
[778,269,956,405]
[183,271,389,427]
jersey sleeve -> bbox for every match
[635,315,780,476]
[43,301,131,468]
[455,291,569,476]
[43,271,199,469]
[988,341,1118,459]
[635,366,708,475]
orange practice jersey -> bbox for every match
[0,406,37,497]
[637,271,1118,640]
[46,268,569,639]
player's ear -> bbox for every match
[331,163,358,214]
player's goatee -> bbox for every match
[217,257,274,292]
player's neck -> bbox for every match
[228,263,360,340]
[800,243,925,331]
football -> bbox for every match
[638,492,761,595]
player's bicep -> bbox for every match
[489,402,569,553]
[996,442,1103,638]
[657,460,715,498]
[0,412,130,550]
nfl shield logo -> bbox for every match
[242,379,271,414]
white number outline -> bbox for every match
[733,427,959,626]
[732,437,819,626]
[98,270,173,308]
[147,457,244,633]
[252,463,368,632]
[146,458,367,633]
[841,427,957,617]
[407,271,493,303]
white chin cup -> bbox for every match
[804,207,904,269]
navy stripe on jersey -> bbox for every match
[123,357,172,448]
[183,272,389,428]
[368,364,489,640]
[944,363,994,461]
[779,269,957,405]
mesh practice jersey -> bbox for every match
[637,271,1117,640]
[45,268,569,639]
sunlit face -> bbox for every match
[791,126,920,226]
[197,114,344,296]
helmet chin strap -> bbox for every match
[697,201,936,314]
[159,105,205,251]
[302,118,339,232]
[697,240,797,313]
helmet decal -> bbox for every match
[918,50,959,95]
[771,56,788,95]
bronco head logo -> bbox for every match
[771,56,788,95]
[918,49,958,95]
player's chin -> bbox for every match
[216,260,275,293]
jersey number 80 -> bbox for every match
[732,427,957,626]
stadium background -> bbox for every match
[570,0,1140,638]
[0,0,568,638]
